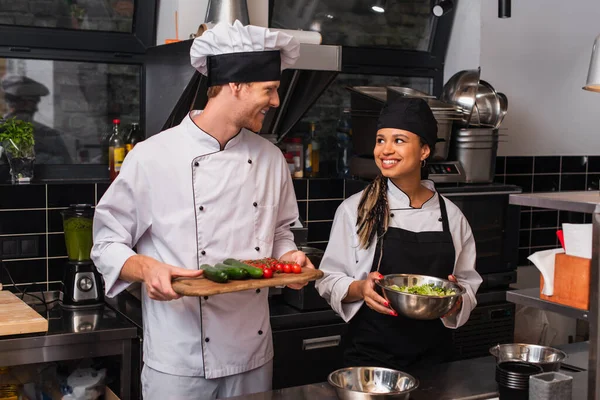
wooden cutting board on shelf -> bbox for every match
[173,268,324,297]
[0,291,48,336]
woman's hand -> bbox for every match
[442,275,463,318]
[360,272,397,316]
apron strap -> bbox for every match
[437,193,451,234]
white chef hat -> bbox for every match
[190,20,300,87]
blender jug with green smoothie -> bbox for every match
[61,204,104,308]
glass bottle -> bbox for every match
[336,109,352,178]
[125,122,145,153]
[310,122,320,177]
[108,119,125,181]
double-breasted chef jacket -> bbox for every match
[91,110,298,378]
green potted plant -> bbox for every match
[0,117,36,184]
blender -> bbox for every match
[61,204,104,309]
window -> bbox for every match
[0,57,140,165]
[0,0,135,33]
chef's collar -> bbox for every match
[184,110,244,151]
[387,179,438,209]
[190,20,300,87]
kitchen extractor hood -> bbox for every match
[144,39,341,141]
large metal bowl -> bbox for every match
[489,344,567,372]
[375,274,465,320]
[441,68,481,127]
[328,367,419,400]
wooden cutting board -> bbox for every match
[173,268,324,297]
[0,291,48,336]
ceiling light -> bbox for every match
[371,0,386,13]
[432,0,454,17]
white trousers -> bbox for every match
[141,360,273,400]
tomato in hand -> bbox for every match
[291,264,302,274]
[275,263,284,273]
[282,264,292,274]
[263,268,273,279]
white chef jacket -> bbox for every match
[91,111,298,378]
[315,180,482,329]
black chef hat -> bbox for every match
[1,74,49,99]
[377,97,438,148]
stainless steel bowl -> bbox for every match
[375,274,465,320]
[441,68,481,127]
[328,367,418,400]
[489,344,567,372]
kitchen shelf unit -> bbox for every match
[508,191,600,400]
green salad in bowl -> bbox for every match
[388,282,457,297]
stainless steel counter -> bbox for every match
[0,291,137,399]
[229,341,590,400]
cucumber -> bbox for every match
[201,264,228,283]
[223,258,264,279]
[213,263,250,280]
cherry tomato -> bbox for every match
[275,263,284,273]
[282,264,292,274]
[292,264,302,274]
[263,268,273,279]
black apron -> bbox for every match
[344,194,456,372]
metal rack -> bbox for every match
[508,191,600,399]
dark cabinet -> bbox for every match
[272,323,348,389]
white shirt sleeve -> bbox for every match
[272,157,298,259]
[315,201,365,322]
[442,211,482,329]
[91,152,152,298]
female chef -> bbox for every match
[316,96,482,371]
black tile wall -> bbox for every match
[0,182,105,291]
[308,200,343,221]
[309,179,344,199]
[496,155,600,266]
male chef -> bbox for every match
[91,20,312,399]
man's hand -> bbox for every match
[442,275,463,319]
[129,255,203,301]
[279,250,315,290]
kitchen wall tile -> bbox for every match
[495,156,505,175]
[531,229,558,247]
[48,258,68,282]
[534,156,561,174]
[307,221,333,242]
[560,174,586,191]
[48,184,95,208]
[519,230,530,248]
[531,211,558,229]
[587,174,600,191]
[345,179,369,198]
[559,211,585,225]
[518,248,531,267]
[588,156,600,173]
[533,175,559,192]
[561,156,588,173]
[308,200,342,221]
[506,156,533,174]
[0,258,47,285]
[493,175,505,184]
[0,185,45,209]
[505,175,533,193]
[0,210,45,234]
[96,183,111,204]
[293,179,308,200]
[48,233,67,257]
[297,201,307,222]
[48,210,64,233]
[585,214,593,224]
[520,211,531,230]
[309,179,344,199]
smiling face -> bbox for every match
[374,128,430,181]
[235,81,280,132]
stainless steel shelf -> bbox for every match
[509,191,600,213]
[506,288,589,320]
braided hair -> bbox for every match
[356,175,389,249]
